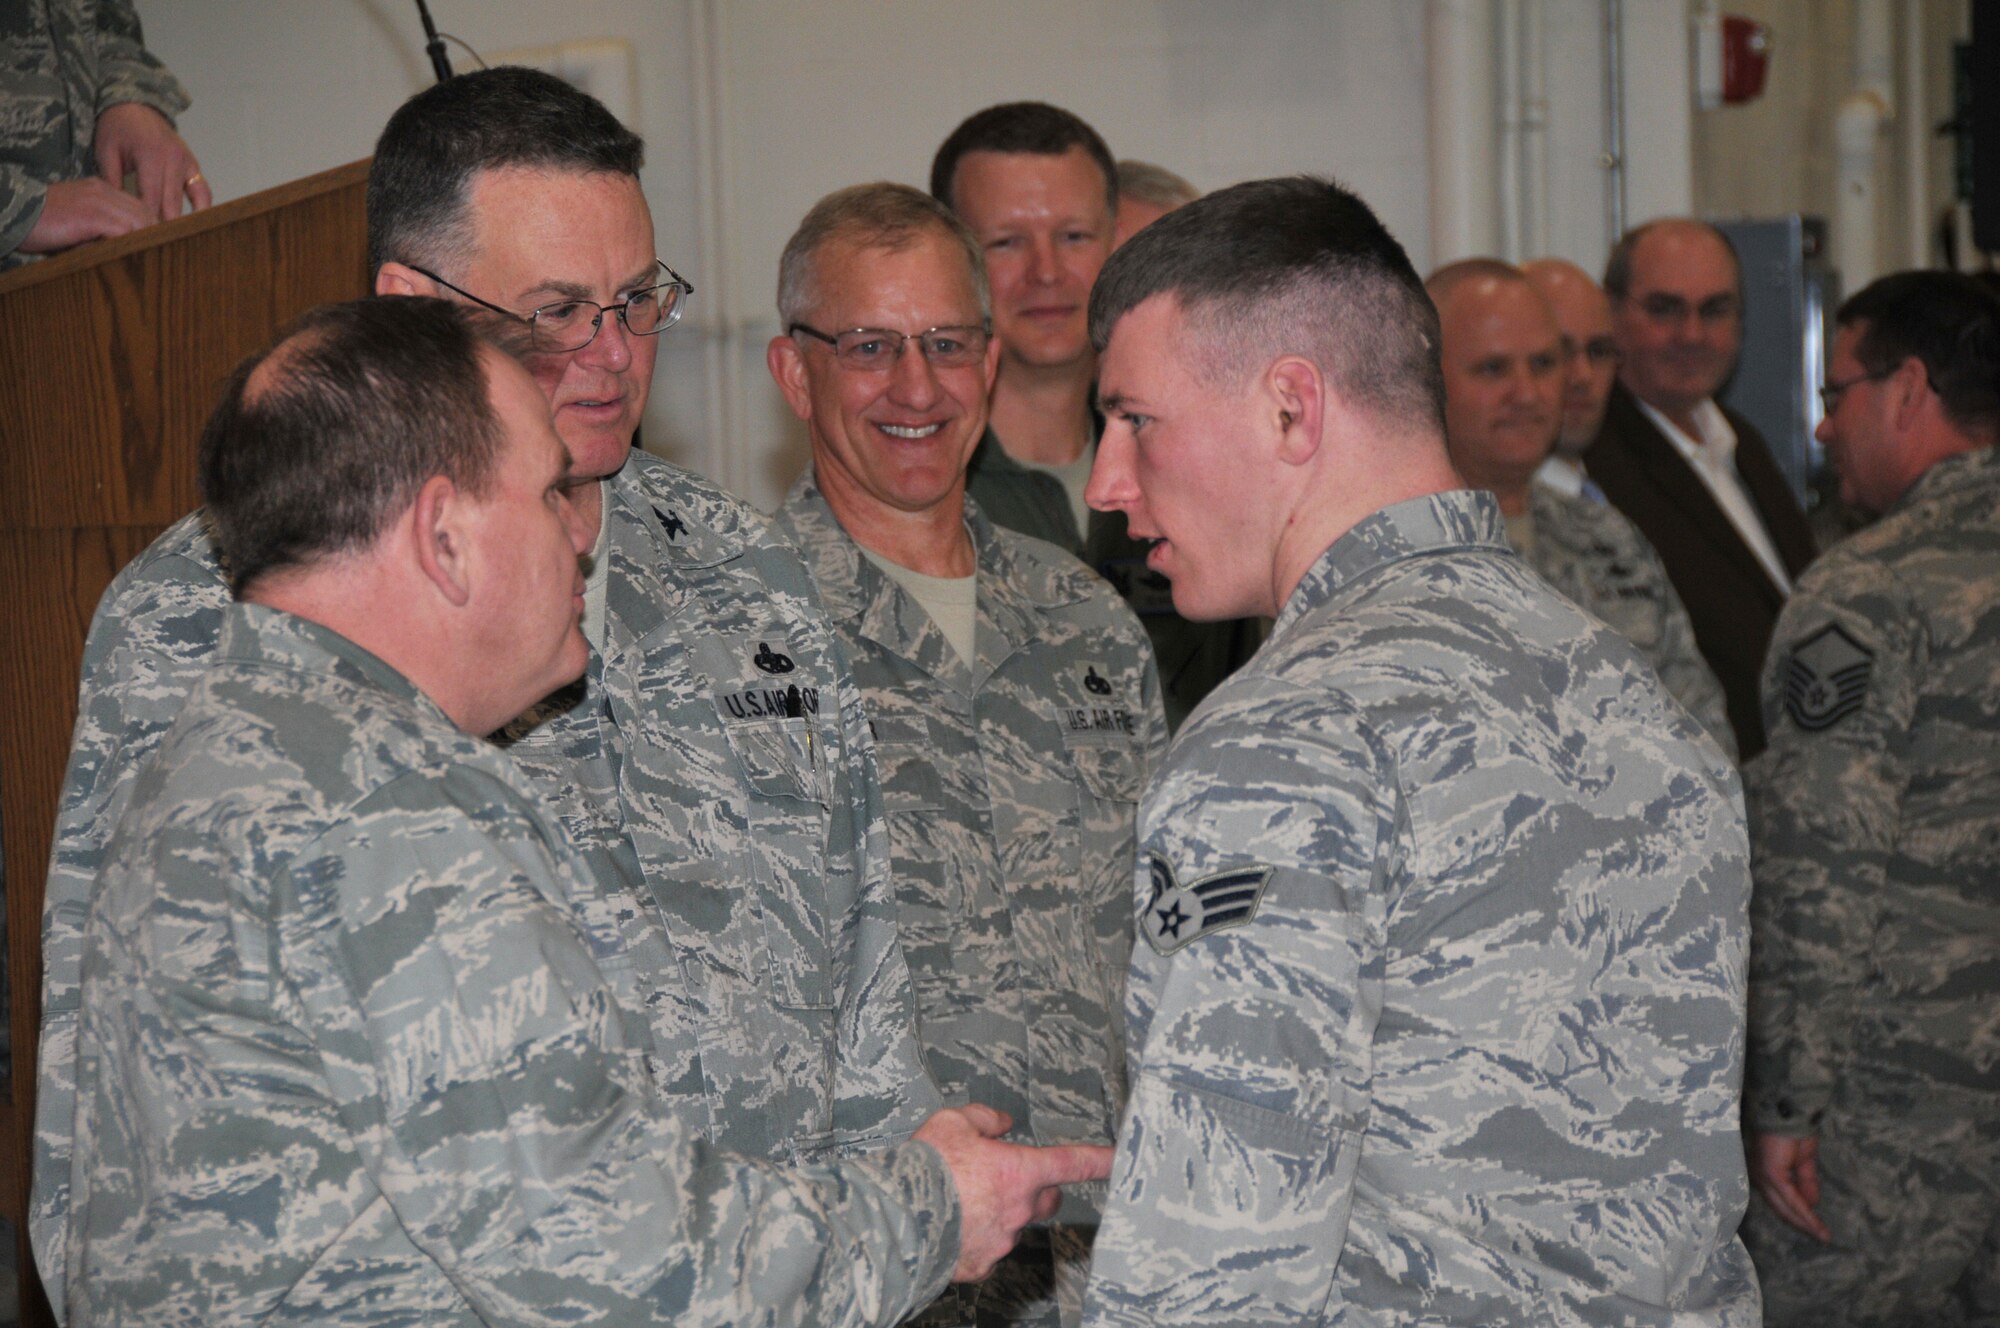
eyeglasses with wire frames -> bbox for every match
[410,260,694,353]
[788,322,992,372]
[1818,368,1892,414]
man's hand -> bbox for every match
[1750,1131,1832,1243]
[93,102,210,222]
[913,1104,1113,1282]
[18,177,154,255]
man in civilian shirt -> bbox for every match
[1588,219,1816,756]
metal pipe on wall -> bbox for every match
[1499,0,1524,261]
[689,0,747,498]
[1835,0,1894,292]
[1602,0,1627,244]
[1427,0,1501,265]
[1521,0,1552,259]
[1901,0,1931,267]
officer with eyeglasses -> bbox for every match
[37,68,1108,1323]
[1583,218,1819,758]
[767,182,1167,1328]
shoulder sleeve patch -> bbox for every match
[1783,622,1874,732]
[1140,853,1275,956]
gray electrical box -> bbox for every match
[1715,216,1834,510]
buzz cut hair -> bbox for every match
[1090,175,1445,438]
[776,182,990,330]
[367,65,645,274]
[929,101,1117,215]
[200,298,532,596]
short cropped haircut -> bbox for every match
[367,65,645,272]
[1602,218,1740,301]
[1116,159,1200,212]
[777,183,989,330]
[930,101,1116,215]
[1090,175,1445,437]
[1839,270,2000,440]
[200,298,530,596]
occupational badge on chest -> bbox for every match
[1140,853,1275,956]
[1058,663,1138,738]
[713,636,822,720]
[1783,623,1873,732]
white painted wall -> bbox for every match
[140,0,1695,511]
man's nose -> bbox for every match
[1085,427,1137,512]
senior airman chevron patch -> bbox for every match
[1141,854,1275,955]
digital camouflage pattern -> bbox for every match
[1,0,188,266]
[36,450,941,1313]
[1523,481,1737,759]
[1083,490,1760,1328]
[776,476,1168,1328]
[68,603,957,1326]
[964,428,1262,732]
[1742,446,2000,1324]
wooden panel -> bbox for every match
[0,158,371,1326]
[0,160,371,531]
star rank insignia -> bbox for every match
[1140,853,1275,956]
[1783,623,1874,732]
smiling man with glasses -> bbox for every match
[37,69,1108,1323]
[768,183,1166,1328]
[1584,218,1818,758]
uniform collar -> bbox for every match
[1889,444,2000,515]
[776,468,1088,693]
[1274,489,1511,636]
[219,601,430,711]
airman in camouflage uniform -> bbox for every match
[767,185,1167,1327]
[1080,177,1760,1327]
[74,602,958,1326]
[36,68,938,1311]
[1743,271,2000,1325]
[1523,482,1737,758]
[2,0,205,266]
[68,297,972,1326]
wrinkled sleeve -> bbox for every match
[280,764,958,1328]
[824,627,946,1149]
[88,0,189,120]
[1744,571,1915,1134]
[1084,689,1388,1328]
[34,543,230,1314]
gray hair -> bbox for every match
[1116,159,1200,212]
[777,182,990,328]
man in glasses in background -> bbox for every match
[37,66,1075,1317]
[1586,219,1817,758]
[767,182,1166,1327]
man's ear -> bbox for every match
[412,473,474,607]
[1268,356,1326,466]
[767,335,815,423]
[375,261,433,298]
[1888,354,1930,430]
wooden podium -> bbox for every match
[0,160,371,1324]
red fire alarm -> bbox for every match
[1722,15,1772,104]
